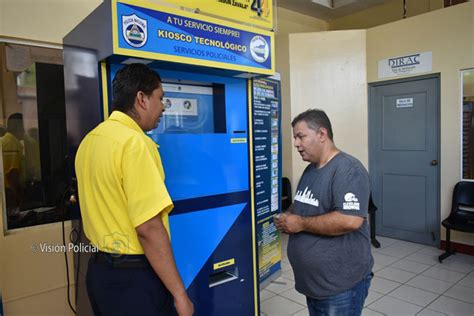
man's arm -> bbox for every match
[136,214,193,316]
[274,210,364,236]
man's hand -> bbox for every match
[274,212,304,234]
[275,210,364,236]
[137,215,194,315]
[174,292,194,316]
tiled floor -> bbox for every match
[260,235,474,316]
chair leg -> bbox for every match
[369,212,381,248]
[438,228,455,263]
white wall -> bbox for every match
[289,30,368,190]
[275,8,328,184]
[0,0,102,44]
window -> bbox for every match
[0,42,69,230]
[462,69,474,180]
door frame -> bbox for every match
[368,73,441,244]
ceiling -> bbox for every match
[277,0,394,20]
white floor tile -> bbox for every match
[443,285,474,304]
[427,295,474,316]
[392,240,426,250]
[280,287,307,306]
[389,259,431,274]
[435,260,474,274]
[376,267,417,283]
[377,244,419,259]
[282,269,295,281]
[292,307,309,316]
[258,237,473,316]
[281,257,292,272]
[373,253,400,267]
[373,263,385,272]
[372,245,382,253]
[368,296,423,315]
[388,285,439,307]
[458,271,474,289]
[454,253,474,265]
[370,276,402,294]
[261,295,305,316]
[365,290,384,306]
[406,275,453,294]
[417,246,444,256]
[421,266,466,283]
[416,308,448,316]
[404,253,439,265]
[260,289,276,302]
[265,277,295,294]
[362,308,386,316]
[375,236,400,248]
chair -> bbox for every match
[368,194,381,248]
[438,181,474,263]
[281,177,292,211]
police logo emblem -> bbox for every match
[249,35,269,63]
[122,14,148,48]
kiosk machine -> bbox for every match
[64,0,276,315]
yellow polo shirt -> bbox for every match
[1,132,22,173]
[75,111,173,254]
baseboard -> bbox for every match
[440,240,474,256]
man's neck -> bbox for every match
[125,110,145,132]
[316,146,340,169]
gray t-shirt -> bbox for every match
[287,151,374,299]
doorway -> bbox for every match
[369,75,440,246]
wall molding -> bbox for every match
[440,240,474,256]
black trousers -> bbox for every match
[86,255,174,316]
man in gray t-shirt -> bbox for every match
[275,109,373,316]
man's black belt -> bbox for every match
[94,251,150,269]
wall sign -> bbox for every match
[396,98,414,108]
[378,52,432,79]
[113,0,275,75]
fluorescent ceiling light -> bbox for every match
[311,0,358,9]
[311,0,333,8]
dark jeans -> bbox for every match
[307,273,373,316]
[86,256,173,316]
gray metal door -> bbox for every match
[369,75,440,246]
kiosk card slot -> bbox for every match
[209,267,239,288]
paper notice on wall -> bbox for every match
[396,98,414,108]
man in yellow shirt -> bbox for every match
[75,64,193,315]
[1,113,26,210]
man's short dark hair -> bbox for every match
[291,109,334,141]
[7,113,24,134]
[112,63,162,113]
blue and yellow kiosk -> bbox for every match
[64,0,276,315]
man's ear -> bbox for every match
[135,91,147,111]
[318,127,329,142]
